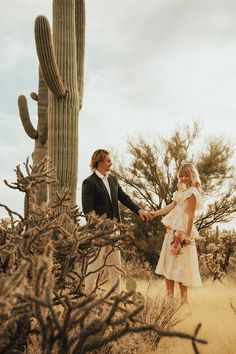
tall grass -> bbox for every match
[133,278,236,354]
[138,280,189,349]
[98,279,186,354]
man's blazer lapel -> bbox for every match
[94,173,112,203]
[108,175,117,206]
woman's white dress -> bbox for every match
[155,186,203,287]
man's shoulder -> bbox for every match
[83,173,97,184]
[108,174,118,183]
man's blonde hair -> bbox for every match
[90,149,110,170]
[177,163,201,190]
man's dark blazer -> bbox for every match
[82,172,140,222]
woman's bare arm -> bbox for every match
[149,201,176,218]
[185,194,196,239]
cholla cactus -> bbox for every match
[198,231,236,280]
[34,0,85,206]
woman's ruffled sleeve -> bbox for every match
[172,191,178,201]
[183,187,204,209]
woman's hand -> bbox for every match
[147,211,157,220]
[184,237,191,245]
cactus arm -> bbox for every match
[34,16,66,98]
[37,68,48,145]
[31,92,38,101]
[18,95,38,139]
[75,0,85,109]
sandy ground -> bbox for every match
[130,278,236,354]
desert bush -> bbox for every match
[96,281,189,354]
[197,229,236,281]
[122,258,154,281]
[139,284,189,349]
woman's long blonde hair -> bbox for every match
[177,163,201,190]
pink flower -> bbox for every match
[167,227,188,257]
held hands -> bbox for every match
[138,209,150,221]
[146,211,157,220]
[138,210,157,221]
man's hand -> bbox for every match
[138,209,150,221]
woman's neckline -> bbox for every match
[178,185,194,192]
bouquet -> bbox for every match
[166,226,190,257]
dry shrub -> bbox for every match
[97,280,189,354]
[122,258,154,281]
[197,231,236,282]
[139,282,189,349]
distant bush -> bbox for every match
[197,230,236,281]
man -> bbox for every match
[82,149,148,294]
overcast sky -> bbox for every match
[0,0,235,227]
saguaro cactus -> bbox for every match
[18,68,48,203]
[34,0,85,206]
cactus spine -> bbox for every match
[35,0,85,206]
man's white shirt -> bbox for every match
[95,170,112,200]
[95,170,120,236]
